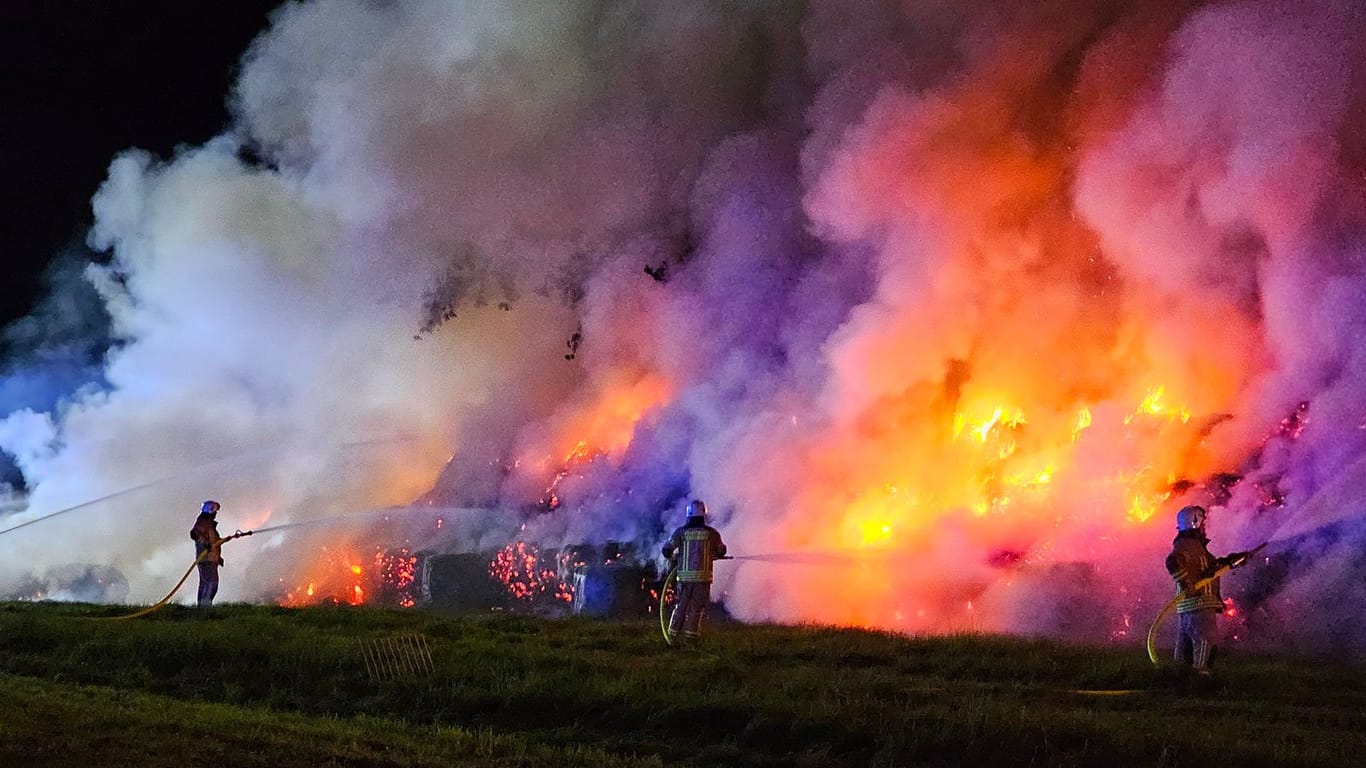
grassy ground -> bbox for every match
[1,602,1364,767]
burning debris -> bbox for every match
[568,542,657,618]
[482,540,659,617]
[488,541,573,605]
[279,547,368,607]
[374,548,420,608]
[2,0,1366,654]
[275,534,663,619]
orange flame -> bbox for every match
[554,373,671,459]
[525,372,673,509]
[279,547,370,607]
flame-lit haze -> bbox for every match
[3,0,1366,653]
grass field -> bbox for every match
[2,601,1364,767]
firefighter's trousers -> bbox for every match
[197,562,220,607]
[1175,609,1219,672]
[669,581,711,641]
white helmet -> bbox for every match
[1175,505,1206,532]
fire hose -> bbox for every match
[658,556,731,646]
[658,566,677,645]
[100,530,254,621]
[1145,541,1266,666]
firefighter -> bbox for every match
[1165,505,1246,676]
[190,500,225,608]
[661,499,726,646]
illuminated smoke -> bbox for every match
[1,0,1365,652]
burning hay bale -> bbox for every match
[419,552,509,612]
[563,541,657,618]
[571,564,656,618]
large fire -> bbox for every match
[278,375,668,609]
[274,357,1295,634]
[11,1,1363,654]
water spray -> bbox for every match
[0,475,181,539]
[723,551,889,565]
[245,505,488,537]
[656,550,898,646]
[0,435,429,540]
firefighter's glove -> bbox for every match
[1218,552,1248,568]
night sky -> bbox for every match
[0,0,280,330]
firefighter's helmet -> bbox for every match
[686,499,707,520]
[201,500,221,516]
[1175,505,1206,532]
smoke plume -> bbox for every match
[2,0,1365,653]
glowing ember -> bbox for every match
[537,441,595,512]
[1276,401,1310,440]
[488,541,574,604]
[1110,613,1133,641]
[374,548,420,608]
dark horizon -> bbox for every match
[0,0,281,330]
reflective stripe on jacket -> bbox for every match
[1165,531,1224,614]
[663,522,726,583]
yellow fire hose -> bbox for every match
[658,566,678,645]
[658,556,734,646]
[100,530,253,621]
[1145,542,1266,666]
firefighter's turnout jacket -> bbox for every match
[1165,530,1224,614]
[662,518,726,582]
[190,513,224,566]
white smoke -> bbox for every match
[1,0,1365,654]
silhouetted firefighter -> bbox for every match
[1165,505,1252,677]
[189,500,226,608]
[661,500,727,646]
